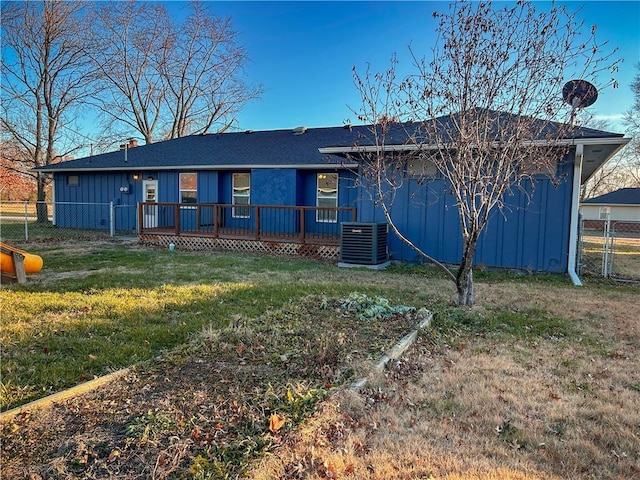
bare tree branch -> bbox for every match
[352,0,620,306]
[88,0,261,143]
[1,0,95,218]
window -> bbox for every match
[67,175,79,186]
[521,158,558,177]
[179,173,197,204]
[407,156,437,178]
[316,173,338,223]
[599,206,610,220]
[232,173,250,218]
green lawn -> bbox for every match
[2,239,638,480]
[1,240,438,410]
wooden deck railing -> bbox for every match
[138,202,356,245]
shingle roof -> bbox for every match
[35,110,625,173]
[36,125,370,172]
[582,188,640,205]
[322,109,624,149]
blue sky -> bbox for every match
[184,0,640,134]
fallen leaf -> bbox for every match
[325,462,337,478]
[269,413,285,433]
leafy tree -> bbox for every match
[352,0,619,306]
[0,139,38,201]
[1,1,94,220]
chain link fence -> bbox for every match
[578,218,640,282]
[0,201,138,242]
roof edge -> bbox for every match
[34,163,359,173]
[319,137,631,154]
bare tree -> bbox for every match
[162,1,262,138]
[88,1,171,145]
[352,1,619,306]
[89,0,261,144]
[622,63,640,182]
[625,64,640,152]
[1,1,94,221]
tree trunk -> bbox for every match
[456,267,474,306]
[455,234,478,306]
[36,176,48,223]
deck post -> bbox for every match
[255,206,261,240]
[299,207,306,244]
[175,204,180,235]
[214,205,220,237]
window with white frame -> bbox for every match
[599,206,610,220]
[179,173,197,204]
[232,173,250,218]
[316,173,338,223]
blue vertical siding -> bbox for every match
[198,172,219,203]
[53,172,141,230]
[358,153,574,273]
[52,155,573,274]
[252,169,297,205]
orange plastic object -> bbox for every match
[0,242,43,274]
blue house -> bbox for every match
[35,116,628,280]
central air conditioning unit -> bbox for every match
[339,222,390,269]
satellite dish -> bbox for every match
[562,79,598,109]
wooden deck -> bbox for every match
[138,202,356,248]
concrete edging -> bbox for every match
[350,310,433,390]
[0,368,130,423]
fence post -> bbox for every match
[24,201,29,241]
[110,202,115,237]
[576,215,583,276]
[602,214,611,277]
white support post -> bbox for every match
[567,144,583,286]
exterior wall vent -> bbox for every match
[339,222,390,269]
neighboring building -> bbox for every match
[34,114,629,279]
[580,188,640,227]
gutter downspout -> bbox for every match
[567,143,583,286]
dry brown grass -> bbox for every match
[248,281,640,480]
[2,240,638,478]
